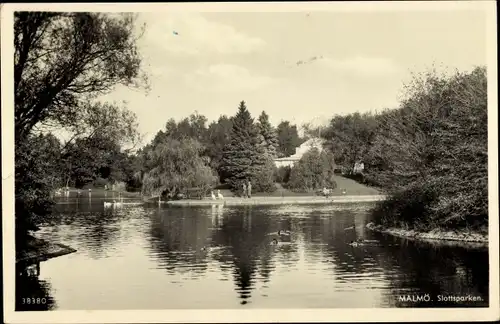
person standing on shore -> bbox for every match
[242,182,247,198]
[247,180,252,198]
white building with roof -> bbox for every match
[274,137,325,168]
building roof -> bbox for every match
[274,137,326,162]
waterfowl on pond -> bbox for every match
[271,238,279,245]
[217,190,224,199]
[104,201,113,208]
[201,246,223,251]
[278,230,291,236]
[349,239,380,247]
[211,191,216,200]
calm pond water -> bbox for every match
[16,196,489,310]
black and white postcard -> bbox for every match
[2,1,498,323]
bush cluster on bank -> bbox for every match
[319,67,488,232]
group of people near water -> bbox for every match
[210,180,253,200]
[321,187,347,197]
[241,180,252,198]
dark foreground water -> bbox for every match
[16,197,489,310]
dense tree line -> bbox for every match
[319,67,488,232]
[138,101,312,197]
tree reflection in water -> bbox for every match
[373,237,489,307]
[263,204,489,308]
[39,200,126,260]
[22,201,489,309]
[148,207,211,276]
[210,206,277,304]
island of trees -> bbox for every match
[14,12,488,253]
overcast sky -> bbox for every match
[99,7,488,145]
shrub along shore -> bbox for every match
[350,67,488,243]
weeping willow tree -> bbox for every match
[141,138,218,198]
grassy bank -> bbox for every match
[214,175,381,198]
[366,222,488,248]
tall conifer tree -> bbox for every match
[257,111,279,159]
[221,101,276,192]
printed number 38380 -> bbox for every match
[22,297,47,304]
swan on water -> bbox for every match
[278,230,291,236]
[217,190,224,199]
[211,191,216,200]
[104,197,124,208]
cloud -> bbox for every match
[320,56,400,77]
[184,64,276,92]
[141,12,266,55]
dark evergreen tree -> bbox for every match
[221,101,276,192]
[257,111,279,159]
[206,115,234,181]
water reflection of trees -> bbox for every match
[16,275,56,311]
[267,205,489,307]
[148,207,210,276]
[372,238,489,307]
[210,206,278,304]
[295,208,380,273]
[38,202,125,259]
[143,203,488,308]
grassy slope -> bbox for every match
[215,176,381,198]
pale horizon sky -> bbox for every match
[98,8,488,145]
